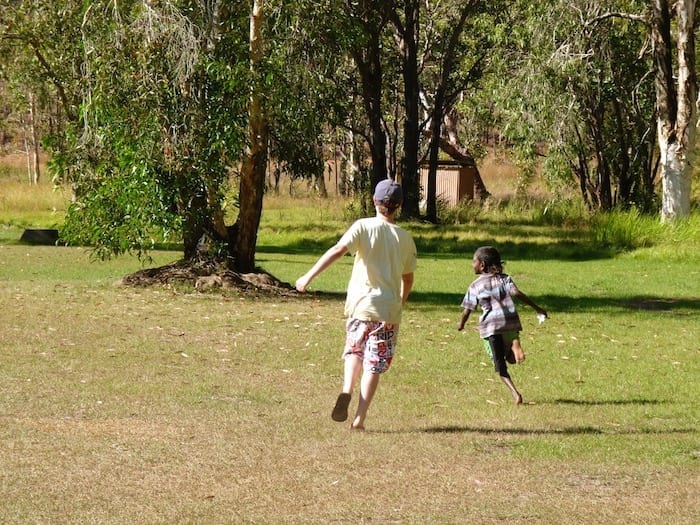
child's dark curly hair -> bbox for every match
[474,246,503,274]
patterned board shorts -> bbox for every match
[343,319,399,373]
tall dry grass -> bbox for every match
[0,156,69,231]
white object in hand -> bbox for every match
[537,313,547,324]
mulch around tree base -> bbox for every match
[117,258,297,296]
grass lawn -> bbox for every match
[0,162,698,523]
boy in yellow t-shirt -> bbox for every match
[296,179,417,430]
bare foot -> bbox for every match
[514,393,523,405]
[512,341,526,364]
[350,417,365,431]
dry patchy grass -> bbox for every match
[1,245,698,524]
[1,152,698,524]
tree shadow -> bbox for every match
[288,289,700,316]
[412,237,616,261]
[545,398,664,406]
[418,425,696,436]
[407,292,700,312]
[260,236,617,261]
[400,398,697,436]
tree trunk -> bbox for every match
[652,0,696,221]
[180,177,209,260]
[392,0,421,218]
[424,2,477,223]
[443,111,490,200]
[234,0,268,273]
[354,27,388,191]
[29,92,40,184]
[425,85,444,223]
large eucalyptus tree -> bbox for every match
[652,0,696,221]
[1,0,337,272]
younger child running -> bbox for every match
[456,246,547,404]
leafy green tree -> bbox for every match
[476,0,660,212]
[1,1,253,263]
[419,0,495,222]
[0,0,85,184]
[60,1,249,261]
[305,0,499,220]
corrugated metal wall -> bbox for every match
[419,162,475,206]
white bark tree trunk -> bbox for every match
[654,0,696,222]
[235,0,269,272]
[29,92,40,184]
[659,140,693,221]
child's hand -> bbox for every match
[456,309,471,331]
[295,274,312,292]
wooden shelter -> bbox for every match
[419,159,475,207]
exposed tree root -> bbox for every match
[116,257,296,296]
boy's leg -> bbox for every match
[511,336,525,364]
[333,320,367,423]
[348,322,397,430]
[500,376,523,405]
[342,353,362,393]
[331,355,362,422]
[488,334,509,377]
[350,371,380,430]
[488,335,523,404]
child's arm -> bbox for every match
[401,272,414,304]
[456,308,472,331]
[295,243,348,292]
[512,289,547,318]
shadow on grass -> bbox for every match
[412,238,616,261]
[406,292,700,312]
[419,425,696,436]
[259,236,618,261]
[294,290,700,314]
[547,398,664,406]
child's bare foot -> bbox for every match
[349,416,365,430]
[513,348,525,364]
[511,340,525,364]
[514,393,523,405]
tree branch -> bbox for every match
[3,33,77,121]
[586,12,650,28]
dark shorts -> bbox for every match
[481,332,518,359]
[484,333,518,378]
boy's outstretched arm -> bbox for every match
[512,289,547,318]
[295,243,348,292]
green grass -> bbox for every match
[2,194,699,523]
[1,163,699,523]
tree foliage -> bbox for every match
[473,0,660,212]
[1,0,694,268]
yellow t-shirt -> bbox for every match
[338,217,417,324]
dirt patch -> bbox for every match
[117,257,297,296]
